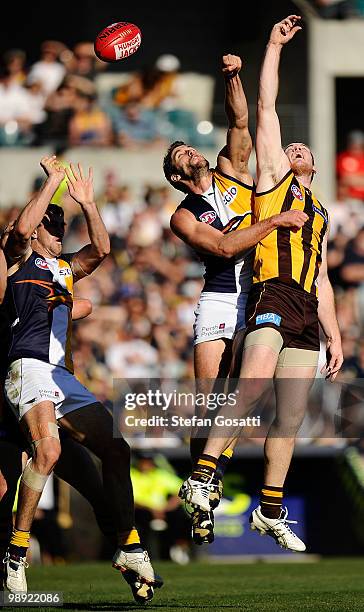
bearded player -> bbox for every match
[179,16,343,552]
[165,54,308,544]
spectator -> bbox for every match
[340,227,364,288]
[337,130,364,201]
[2,49,26,85]
[105,325,159,378]
[67,42,107,81]
[131,452,191,563]
[100,182,142,238]
[112,101,164,148]
[28,40,67,96]
[114,54,181,111]
[68,89,113,147]
[314,0,354,18]
[0,68,34,145]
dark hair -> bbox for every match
[45,203,64,220]
[163,140,186,192]
[41,203,65,228]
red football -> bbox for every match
[94,22,142,63]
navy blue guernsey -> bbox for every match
[4,250,74,372]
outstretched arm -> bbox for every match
[0,248,6,304]
[217,54,252,185]
[65,163,110,281]
[256,15,302,190]
[6,156,65,259]
[317,232,343,381]
[171,207,308,259]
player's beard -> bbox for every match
[291,158,312,178]
[188,157,210,182]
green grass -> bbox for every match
[5,558,364,612]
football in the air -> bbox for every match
[94,22,142,62]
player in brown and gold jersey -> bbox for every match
[179,15,343,553]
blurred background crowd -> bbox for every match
[1,0,364,563]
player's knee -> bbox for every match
[272,413,304,436]
[33,438,61,473]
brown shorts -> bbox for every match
[245,279,320,351]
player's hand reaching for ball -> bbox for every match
[40,155,65,182]
[269,15,302,46]
[65,163,94,208]
[275,209,308,232]
[222,54,242,78]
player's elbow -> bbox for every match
[257,98,275,114]
[13,222,32,242]
[96,238,111,259]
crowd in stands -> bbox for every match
[313,0,364,18]
[1,33,364,447]
[1,126,364,448]
[0,42,214,149]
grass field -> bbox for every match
[5,558,364,612]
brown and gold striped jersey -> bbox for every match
[253,170,328,295]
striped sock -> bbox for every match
[191,454,218,482]
[260,485,283,519]
[119,527,143,552]
[9,528,30,559]
[215,448,233,479]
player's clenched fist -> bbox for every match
[40,155,65,181]
[276,209,308,231]
[222,54,242,78]
[269,15,302,46]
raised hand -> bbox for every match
[65,163,94,208]
[40,155,65,182]
[222,54,242,78]
[269,15,302,46]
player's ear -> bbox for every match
[31,228,38,240]
[170,173,181,183]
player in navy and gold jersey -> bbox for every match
[180,16,343,553]
[165,54,306,544]
[2,157,162,601]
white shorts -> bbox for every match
[193,291,248,346]
[5,358,97,421]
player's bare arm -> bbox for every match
[317,231,343,382]
[65,163,110,281]
[0,248,6,304]
[217,54,253,184]
[256,16,302,191]
[170,207,308,258]
[72,297,93,320]
[6,156,65,259]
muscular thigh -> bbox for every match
[58,402,114,457]
[21,401,58,443]
[194,339,232,381]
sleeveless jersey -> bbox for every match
[177,169,254,294]
[5,250,74,372]
[254,170,329,295]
